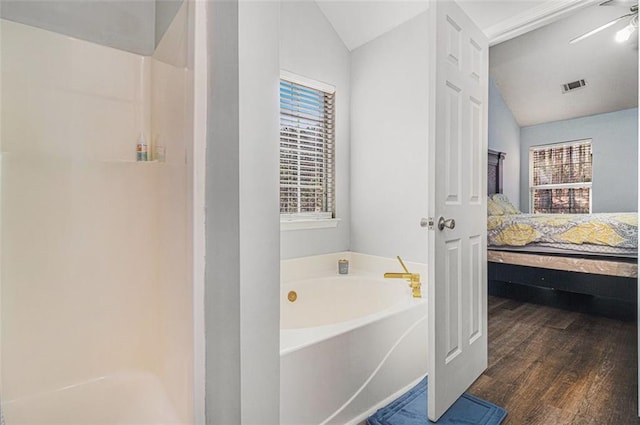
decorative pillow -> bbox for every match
[487,197,505,216]
[491,193,521,215]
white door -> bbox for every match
[426,0,488,421]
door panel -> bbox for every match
[445,82,462,203]
[444,239,461,363]
[427,0,488,421]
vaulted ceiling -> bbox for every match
[490,1,638,126]
[315,0,638,126]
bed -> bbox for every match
[487,150,638,316]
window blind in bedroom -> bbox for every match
[529,139,592,214]
[279,77,335,218]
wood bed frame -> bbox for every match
[487,150,637,318]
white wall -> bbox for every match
[238,1,280,421]
[204,1,241,420]
[520,108,638,213]
[205,1,280,423]
[488,78,520,208]
[279,0,351,259]
[349,12,429,264]
[1,15,194,422]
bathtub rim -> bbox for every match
[280,274,427,355]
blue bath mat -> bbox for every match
[367,378,506,425]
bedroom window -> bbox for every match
[279,73,335,222]
[529,139,592,214]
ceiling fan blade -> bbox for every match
[600,0,637,6]
[569,13,632,43]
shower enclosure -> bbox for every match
[1,1,198,422]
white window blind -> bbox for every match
[279,77,335,218]
[529,139,592,214]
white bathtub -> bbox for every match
[280,274,428,425]
[2,371,181,424]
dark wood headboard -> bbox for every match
[488,150,505,195]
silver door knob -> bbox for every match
[438,216,455,231]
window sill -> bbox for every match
[280,218,341,231]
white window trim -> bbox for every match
[528,139,593,213]
[280,217,340,231]
[280,70,335,94]
[530,182,592,190]
[280,211,339,231]
[279,71,337,225]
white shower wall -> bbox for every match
[1,8,193,422]
[150,2,194,420]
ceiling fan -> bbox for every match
[569,1,639,44]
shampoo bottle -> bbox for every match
[136,133,148,161]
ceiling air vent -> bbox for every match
[561,79,587,94]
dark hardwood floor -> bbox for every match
[468,296,640,425]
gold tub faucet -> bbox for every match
[384,256,422,298]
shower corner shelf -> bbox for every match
[110,159,161,164]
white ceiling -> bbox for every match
[315,1,429,51]
[314,0,538,51]
[314,0,638,126]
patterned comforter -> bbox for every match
[487,213,638,249]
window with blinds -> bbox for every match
[529,139,592,214]
[279,76,335,218]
